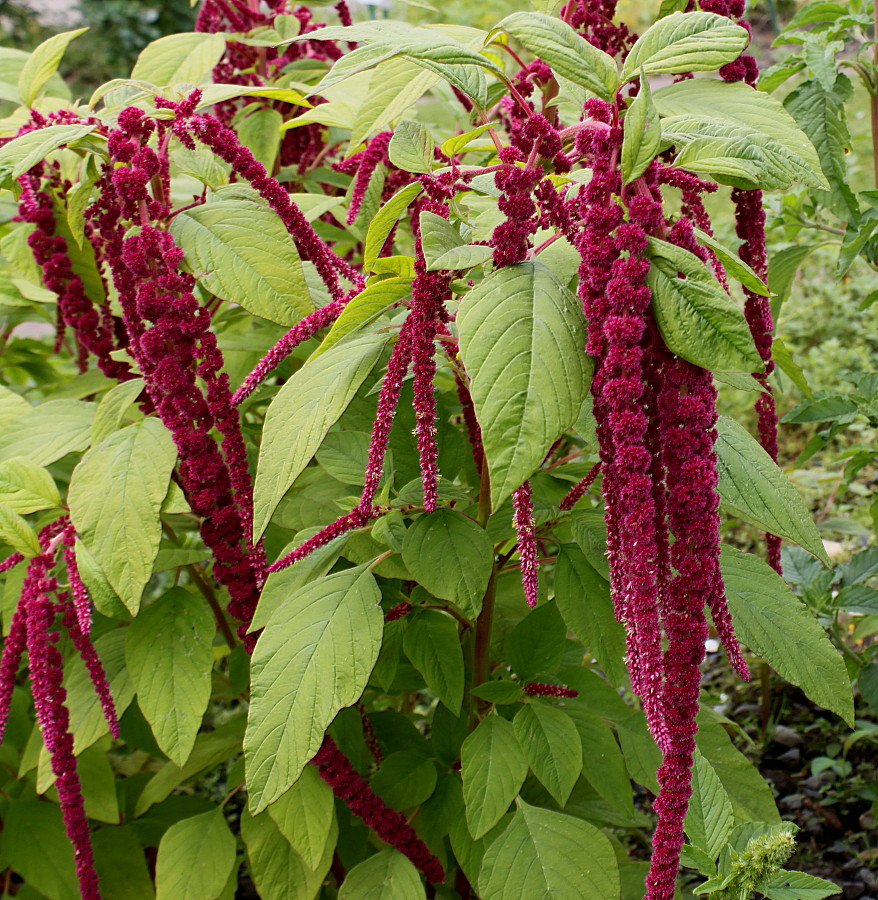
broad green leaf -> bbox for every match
[155,809,237,900]
[692,228,770,297]
[4,801,78,900]
[457,261,591,510]
[339,851,426,900]
[0,123,97,186]
[0,501,40,557]
[565,707,633,817]
[17,28,87,106]
[505,601,567,680]
[131,32,226,85]
[0,399,95,466]
[401,509,493,619]
[126,588,214,765]
[759,870,842,900]
[91,378,145,445]
[554,544,627,686]
[646,237,762,373]
[135,716,246,815]
[403,609,465,714]
[245,567,383,812]
[66,630,135,754]
[768,243,822,306]
[461,715,528,839]
[316,431,369,484]
[513,704,581,806]
[622,11,748,80]
[0,385,29,427]
[653,79,823,186]
[622,75,661,184]
[92,825,156,900]
[371,750,438,809]
[388,120,434,174]
[471,680,525,704]
[364,182,424,272]
[714,416,829,564]
[169,191,312,326]
[314,276,411,357]
[237,106,284,173]
[242,809,337,900]
[250,536,348,632]
[772,337,813,399]
[253,331,385,540]
[74,539,128,619]
[721,546,853,725]
[479,802,619,900]
[662,114,827,191]
[266,766,335,869]
[0,457,61,514]
[68,419,177,614]
[493,12,618,100]
[684,750,733,858]
[441,123,494,157]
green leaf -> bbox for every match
[420,210,493,271]
[565,707,633,817]
[135,715,246,816]
[662,114,826,191]
[714,416,829,565]
[91,378,145,445]
[0,123,97,187]
[768,243,822,307]
[0,399,95,466]
[92,825,156,900]
[646,237,762,373]
[506,602,567,680]
[131,32,226,85]
[0,501,41,557]
[0,457,60,515]
[772,337,813,399]
[759,870,844,900]
[471,680,524,704]
[339,851,426,900]
[622,12,748,81]
[513,704,581,806]
[401,509,493,619]
[479,801,620,899]
[622,75,661,184]
[457,261,591,510]
[242,808,337,900]
[371,750,438,809]
[692,228,770,297]
[237,106,284,173]
[266,766,336,869]
[155,809,237,900]
[440,123,494,157]
[653,79,823,186]
[721,546,854,725]
[66,630,135,754]
[388,120,434,174]
[125,588,214,766]
[364,182,424,272]
[68,419,177,615]
[492,12,618,101]
[169,190,312,326]
[461,715,528,839]
[554,545,627,686]
[315,276,411,357]
[403,609,465,714]
[4,801,78,900]
[245,566,383,812]
[253,331,386,540]
[684,750,733,858]
[18,28,88,106]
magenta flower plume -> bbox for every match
[0,551,23,574]
[558,461,601,511]
[0,605,27,743]
[61,525,90,636]
[358,702,384,766]
[524,682,578,698]
[385,601,413,621]
[310,736,445,884]
[336,132,393,224]
[512,482,539,608]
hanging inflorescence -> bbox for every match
[0,520,118,900]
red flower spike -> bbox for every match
[558,461,601,511]
[513,481,539,608]
[524,682,578,698]
[310,736,445,884]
